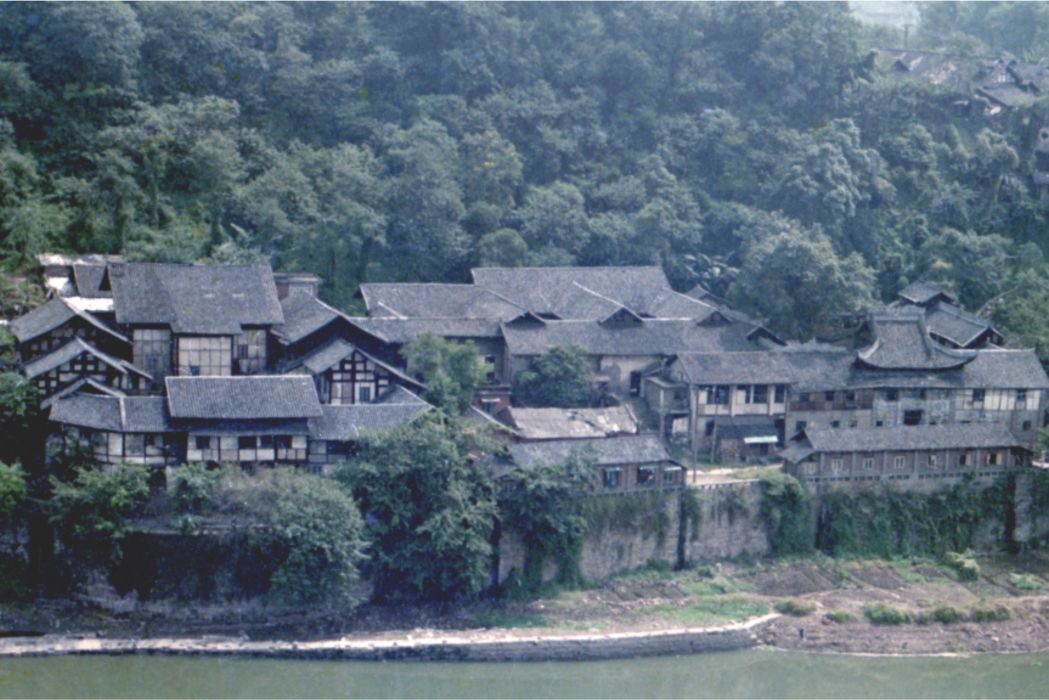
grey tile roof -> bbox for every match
[674,351,799,385]
[109,263,283,335]
[40,377,125,409]
[857,312,974,370]
[308,402,432,441]
[375,385,429,405]
[22,337,147,380]
[507,406,639,440]
[166,376,322,420]
[295,338,422,388]
[502,319,762,356]
[507,434,673,469]
[798,422,1022,455]
[50,394,172,433]
[350,317,503,342]
[471,266,686,319]
[273,292,342,344]
[847,348,1049,391]
[359,283,524,320]
[714,415,778,441]
[9,298,127,345]
[72,264,109,298]
[897,280,956,306]
[925,302,999,348]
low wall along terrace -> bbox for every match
[498,484,770,584]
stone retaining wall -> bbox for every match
[0,615,773,662]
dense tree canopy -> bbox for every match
[0,2,1046,341]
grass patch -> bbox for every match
[929,605,964,624]
[774,599,816,616]
[646,597,768,626]
[681,575,754,597]
[824,610,854,624]
[472,610,548,629]
[969,603,1010,622]
[863,603,912,625]
[944,551,981,581]
[1009,573,1044,591]
[611,560,676,582]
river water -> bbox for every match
[1,649,1048,698]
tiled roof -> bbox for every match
[897,280,956,306]
[857,312,974,370]
[273,292,343,344]
[295,338,422,388]
[506,406,639,440]
[925,302,999,348]
[350,317,503,342]
[50,394,172,433]
[798,422,1023,455]
[9,298,127,345]
[166,376,322,419]
[507,434,673,469]
[72,264,109,298]
[359,283,524,320]
[22,337,147,380]
[308,402,432,441]
[109,262,283,334]
[501,319,762,356]
[714,415,778,441]
[471,266,689,319]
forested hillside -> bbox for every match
[2,2,1049,347]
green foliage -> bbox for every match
[584,491,673,547]
[774,599,816,616]
[969,602,1010,622]
[944,551,981,581]
[929,605,963,625]
[816,483,1007,558]
[167,463,219,515]
[498,448,597,590]
[402,333,487,414]
[681,487,703,542]
[863,603,911,625]
[203,466,366,609]
[0,460,25,522]
[758,472,812,556]
[1009,573,1044,592]
[824,610,854,624]
[513,345,591,408]
[49,463,151,565]
[335,414,496,602]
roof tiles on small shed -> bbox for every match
[165,376,322,419]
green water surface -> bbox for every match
[2,649,1048,699]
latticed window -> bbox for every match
[177,336,232,376]
[236,329,267,374]
[134,329,171,377]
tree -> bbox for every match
[335,415,496,602]
[513,345,591,408]
[401,333,487,414]
[728,227,875,340]
[497,448,596,588]
[0,373,38,464]
[0,461,25,524]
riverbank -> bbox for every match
[4,554,1049,660]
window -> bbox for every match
[484,355,498,383]
[124,434,145,457]
[875,420,884,427]
[1015,453,1025,467]
[987,452,1000,466]
[178,336,232,376]
[238,436,256,450]
[849,420,858,428]
[236,329,267,374]
[1023,421,1033,432]
[480,398,500,415]
[844,391,856,404]
[830,458,843,473]
[927,454,937,469]
[885,389,899,402]
[798,392,810,403]
[706,385,730,405]
[894,455,906,469]
[774,385,786,403]
[259,435,274,449]
[830,420,840,429]
[602,468,622,489]
[824,391,835,402]
[357,385,373,403]
[1017,389,1028,403]
[704,420,715,437]
[636,465,656,486]
[794,421,807,434]
[918,390,927,400]
[195,436,211,450]
[863,457,874,471]
[972,388,986,404]
[133,329,171,378]
[739,385,751,403]
[903,410,923,426]
[959,452,969,467]
[663,467,682,485]
[752,385,768,403]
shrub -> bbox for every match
[930,605,963,624]
[944,551,980,581]
[168,463,219,514]
[969,603,1010,622]
[775,599,816,616]
[0,461,25,522]
[863,603,912,625]
[1009,573,1044,592]
[824,610,853,624]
